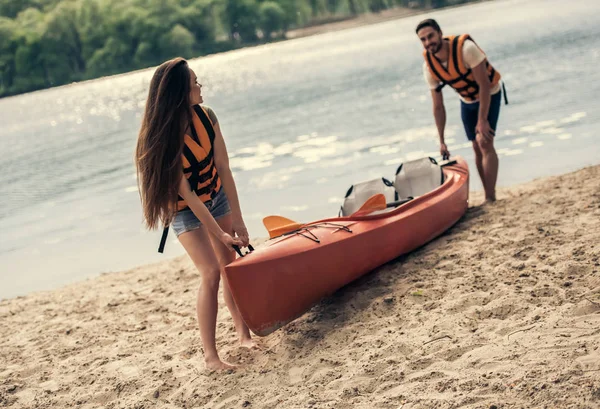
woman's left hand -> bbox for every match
[232,217,250,247]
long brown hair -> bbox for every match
[135,57,192,229]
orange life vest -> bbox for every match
[176,105,222,211]
[424,34,501,102]
[159,105,222,253]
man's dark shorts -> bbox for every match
[460,90,502,141]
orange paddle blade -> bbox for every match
[351,193,387,217]
[263,215,304,238]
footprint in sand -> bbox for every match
[289,366,303,384]
[439,344,485,363]
[212,390,243,409]
[449,293,491,313]
[475,302,524,321]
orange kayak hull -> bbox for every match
[225,157,469,336]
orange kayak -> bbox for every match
[225,157,469,336]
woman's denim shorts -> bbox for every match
[172,188,231,237]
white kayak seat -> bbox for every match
[340,177,396,216]
[394,157,445,199]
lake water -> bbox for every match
[1,0,599,299]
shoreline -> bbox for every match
[1,164,599,408]
[285,7,425,40]
[0,1,491,101]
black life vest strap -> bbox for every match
[188,115,201,145]
[158,226,169,253]
[451,36,482,100]
[183,149,213,174]
[193,171,220,198]
[427,51,449,90]
[193,105,216,144]
[451,36,463,78]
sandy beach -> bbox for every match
[1,164,599,408]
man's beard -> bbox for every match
[429,41,442,54]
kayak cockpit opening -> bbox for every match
[339,156,447,217]
[339,177,397,217]
[394,157,445,200]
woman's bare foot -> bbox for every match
[205,356,236,371]
[240,337,260,350]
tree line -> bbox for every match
[0,0,478,97]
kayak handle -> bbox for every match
[232,244,255,258]
[440,159,458,167]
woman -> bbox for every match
[135,57,253,371]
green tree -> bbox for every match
[0,0,37,18]
[276,0,312,29]
[44,2,86,79]
[12,8,50,93]
[78,0,107,61]
[180,0,218,45]
[259,2,285,39]
[160,24,195,59]
[0,17,17,93]
[86,37,131,78]
[223,0,260,43]
[368,0,389,12]
[309,0,328,17]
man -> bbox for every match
[416,18,503,203]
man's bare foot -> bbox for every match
[482,196,496,206]
[205,356,236,371]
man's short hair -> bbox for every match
[416,19,441,34]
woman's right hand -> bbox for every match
[219,232,244,250]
